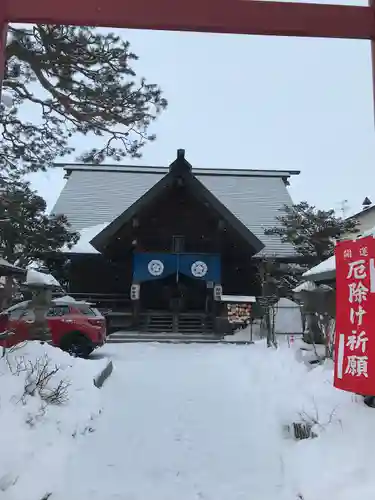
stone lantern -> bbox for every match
[24,270,60,341]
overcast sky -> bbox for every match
[25,0,375,217]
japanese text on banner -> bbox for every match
[334,236,375,394]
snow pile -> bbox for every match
[282,357,375,500]
[0,341,107,499]
[224,326,258,342]
[52,342,375,500]
[241,342,375,500]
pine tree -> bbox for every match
[265,201,359,266]
[2,25,167,174]
[0,175,79,267]
[264,202,359,344]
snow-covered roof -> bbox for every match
[0,258,25,275]
[220,295,256,303]
[63,223,109,254]
[292,281,317,293]
[302,256,336,279]
[346,204,375,220]
[52,162,299,258]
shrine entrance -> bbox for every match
[140,273,209,314]
[140,278,214,334]
[139,273,213,334]
[133,249,220,333]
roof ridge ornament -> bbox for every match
[362,197,372,210]
[169,149,192,175]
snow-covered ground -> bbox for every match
[56,343,375,500]
[0,342,107,500]
[2,340,375,500]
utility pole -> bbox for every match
[338,199,349,219]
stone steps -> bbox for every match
[140,313,214,336]
[106,331,221,344]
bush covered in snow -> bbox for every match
[0,341,107,499]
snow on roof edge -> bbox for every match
[302,255,336,278]
[63,222,109,254]
[293,281,317,293]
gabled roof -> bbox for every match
[52,151,299,257]
[91,151,264,253]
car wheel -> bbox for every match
[364,395,375,408]
[61,333,93,359]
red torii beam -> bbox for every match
[2,0,375,39]
[1,0,375,107]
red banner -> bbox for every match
[334,236,375,395]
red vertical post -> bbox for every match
[370,0,375,124]
[0,18,8,102]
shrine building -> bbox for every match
[47,150,299,335]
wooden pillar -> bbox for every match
[259,260,273,347]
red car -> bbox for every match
[0,298,107,358]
